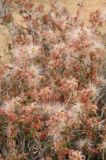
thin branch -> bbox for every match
[0,0,6,18]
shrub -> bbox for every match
[0,0,106,159]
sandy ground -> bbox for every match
[33,0,106,22]
[33,0,106,33]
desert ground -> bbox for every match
[33,0,106,21]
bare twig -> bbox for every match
[0,0,6,18]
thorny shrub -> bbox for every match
[0,0,106,160]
